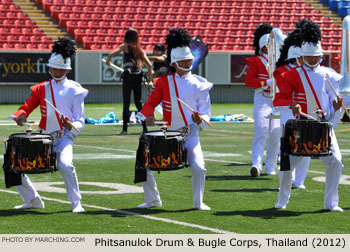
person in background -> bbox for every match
[106,28,153,135]
[148,43,170,78]
[245,23,280,177]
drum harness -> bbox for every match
[39,128,64,144]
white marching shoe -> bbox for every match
[14,197,45,210]
[294,184,306,189]
[325,206,343,213]
[194,203,211,211]
[274,203,287,209]
[137,199,162,209]
[72,201,85,213]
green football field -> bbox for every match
[0,103,349,234]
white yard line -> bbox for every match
[73,145,331,174]
[208,129,254,135]
[0,189,233,234]
[74,144,136,154]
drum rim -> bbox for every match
[286,119,332,126]
[9,133,53,139]
[142,130,184,136]
[149,164,186,171]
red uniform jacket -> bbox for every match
[274,67,308,113]
[13,81,62,130]
[273,64,294,107]
[245,55,270,94]
[140,74,185,127]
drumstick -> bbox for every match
[102,58,124,72]
[154,121,168,125]
[44,98,80,132]
[176,97,213,127]
[299,111,318,121]
[325,76,350,117]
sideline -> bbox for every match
[0,189,233,234]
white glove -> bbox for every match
[266,79,273,87]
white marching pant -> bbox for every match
[280,109,310,187]
[252,92,280,173]
[277,129,343,208]
[15,135,82,204]
[291,157,310,187]
[141,125,207,208]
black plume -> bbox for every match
[295,18,310,29]
[301,20,322,44]
[253,23,273,55]
[165,28,191,73]
[51,37,76,60]
[276,28,303,68]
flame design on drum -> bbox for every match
[289,129,329,155]
[145,150,180,169]
[13,148,52,172]
[5,134,57,174]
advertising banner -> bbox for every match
[0,52,74,83]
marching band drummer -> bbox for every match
[136,28,213,210]
[273,27,310,190]
[245,23,280,177]
[274,21,344,212]
[11,37,88,213]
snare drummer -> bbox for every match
[274,21,344,212]
[136,28,213,210]
[11,37,88,213]
[273,27,310,190]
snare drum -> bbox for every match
[137,130,188,171]
[285,119,332,157]
[3,133,57,174]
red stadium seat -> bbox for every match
[19,35,31,44]
[38,43,52,50]
[74,27,87,42]
[88,20,100,29]
[58,12,70,27]
[82,36,94,49]
[15,43,27,50]
[27,43,40,50]
[102,43,116,50]
[66,20,79,34]
[31,35,42,43]
[50,5,62,19]
[77,20,89,28]
[92,13,103,22]
[2,43,16,49]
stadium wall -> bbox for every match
[0,50,332,104]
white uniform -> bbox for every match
[15,78,88,205]
[277,65,344,210]
[139,72,212,209]
[252,92,280,174]
[279,64,310,188]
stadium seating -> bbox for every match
[0,0,54,50]
[0,0,344,51]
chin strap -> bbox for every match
[175,62,192,72]
[49,70,67,81]
[302,56,320,68]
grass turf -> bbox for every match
[0,104,349,234]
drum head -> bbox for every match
[143,130,182,137]
[10,133,52,139]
